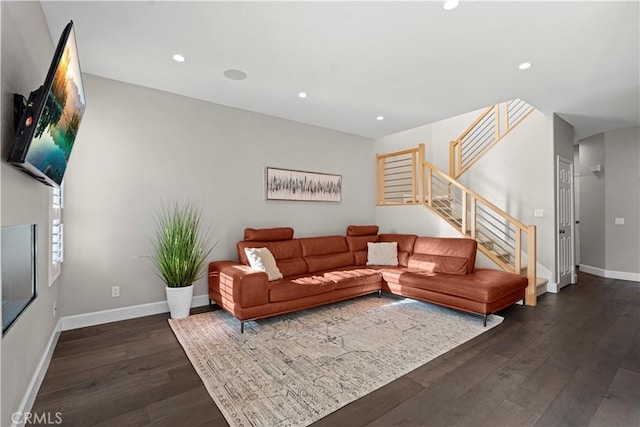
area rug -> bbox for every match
[169,295,502,427]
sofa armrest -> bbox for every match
[208,261,269,308]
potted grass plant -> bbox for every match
[151,201,214,319]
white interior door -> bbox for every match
[557,156,576,286]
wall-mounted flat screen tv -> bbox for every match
[8,21,86,188]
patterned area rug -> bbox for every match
[169,295,503,427]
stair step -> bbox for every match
[536,277,548,287]
[402,194,451,204]
[491,246,510,258]
[536,277,548,296]
[475,232,493,246]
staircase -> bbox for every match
[449,99,534,179]
[376,144,538,306]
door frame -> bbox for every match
[556,155,577,286]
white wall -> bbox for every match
[61,74,375,317]
[430,109,479,170]
[1,2,60,426]
[374,122,434,160]
[375,106,556,280]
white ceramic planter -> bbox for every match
[166,284,194,319]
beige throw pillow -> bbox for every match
[366,242,399,266]
[244,247,283,281]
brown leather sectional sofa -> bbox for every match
[208,225,528,332]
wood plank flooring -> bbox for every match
[29,272,639,426]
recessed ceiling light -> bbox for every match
[376,116,384,121]
[298,92,308,98]
[443,0,460,11]
[518,62,532,70]
[224,69,248,80]
[172,54,186,63]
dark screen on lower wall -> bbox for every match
[2,224,37,334]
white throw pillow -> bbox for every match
[366,242,399,266]
[244,247,283,281]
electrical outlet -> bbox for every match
[112,285,120,297]
[615,218,625,225]
[534,209,544,218]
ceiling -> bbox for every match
[41,1,639,140]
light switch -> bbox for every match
[615,218,625,225]
[534,209,544,218]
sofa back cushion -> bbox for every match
[244,227,294,242]
[378,234,417,267]
[237,239,308,277]
[300,236,354,273]
[409,237,477,275]
[346,234,379,265]
[346,225,379,236]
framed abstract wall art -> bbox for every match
[266,167,342,202]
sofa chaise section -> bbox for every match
[379,235,527,325]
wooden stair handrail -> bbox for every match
[456,105,495,142]
[423,160,529,231]
[450,100,535,179]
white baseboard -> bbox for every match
[11,319,62,427]
[60,294,211,331]
[580,264,606,278]
[580,264,640,282]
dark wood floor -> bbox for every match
[30,272,639,426]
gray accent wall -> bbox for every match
[578,127,639,276]
[1,2,60,425]
[579,133,606,269]
[60,74,375,317]
[604,126,639,274]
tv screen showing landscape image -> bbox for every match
[11,22,86,187]
[28,24,85,186]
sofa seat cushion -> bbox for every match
[269,276,335,302]
[324,268,382,289]
[380,267,429,284]
[393,268,528,303]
